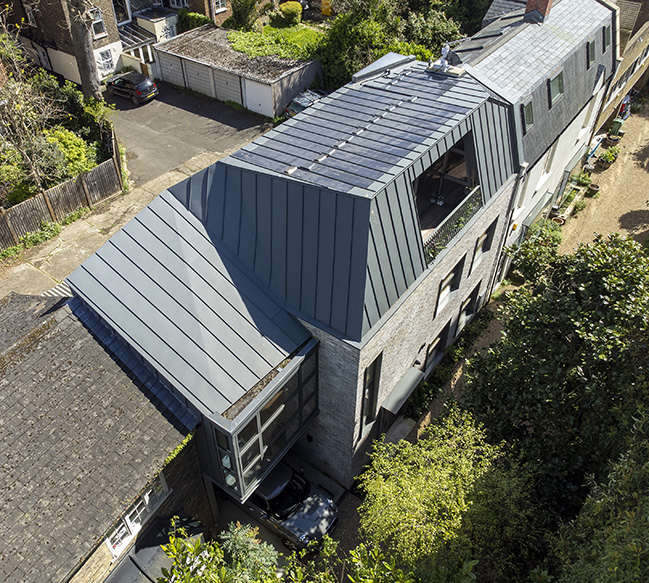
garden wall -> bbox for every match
[0,150,123,252]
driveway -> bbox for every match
[107,81,272,186]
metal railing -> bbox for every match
[423,185,483,265]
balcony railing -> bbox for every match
[422,185,483,265]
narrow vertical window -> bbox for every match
[587,40,595,69]
[522,100,534,133]
[548,72,564,107]
[603,25,611,53]
[362,353,382,426]
[90,8,106,38]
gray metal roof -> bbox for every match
[67,190,311,419]
[231,58,489,197]
[458,0,613,102]
[482,0,526,26]
[0,293,187,583]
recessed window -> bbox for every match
[549,72,564,107]
[362,353,382,427]
[471,219,498,272]
[436,255,466,314]
[457,283,481,335]
[603,25,611,53]
[587,40,596,69]
[104,473,169,557]
[98,48,114,73]
[522,100,534,133]
[169,0,188,7]
[214,0,227,12]
[425,321,451,371]
[90,8,106,38]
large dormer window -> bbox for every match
[112,0,131,25]
[548,71,564,108]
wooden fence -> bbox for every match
[0,134,124,252]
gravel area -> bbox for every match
[559,107,649,253]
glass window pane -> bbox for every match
[302,374,317,400]
[237,418,258,450]
[224,471,238,492]
[241,438,260,470]
[215,429,231,452]
[300,351,316,382]
[303,393,317,421]
[260,389,285,427]
[243,459,262,488]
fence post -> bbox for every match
[41,191,58,222]
[1,208,19,245]
[112,128,125,192]
[80,175,93,209]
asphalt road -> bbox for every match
[106,81,272,186]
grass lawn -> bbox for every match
[228,24,324,60]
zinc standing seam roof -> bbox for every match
[231,59,489,197]
[66,190,310,419]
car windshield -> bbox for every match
[136,80,153,91]
[267,473,308,520]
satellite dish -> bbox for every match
[446,51,462,66]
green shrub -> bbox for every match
[575,171,591,186]
[62,207,90,225]
[227,0,258,30]
[45,127,98,179]
[572,199,587,215]
[279,1,302,25]
[508,219,562,281]
[177,8,213,33]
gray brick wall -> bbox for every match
[294,181,516,487]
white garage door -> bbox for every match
[158,52,185,87]
[213,69,242,105]
[243,79,274,118]
[185,60,215,98]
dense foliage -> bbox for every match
[222,0,258,31]
[0,18,111,207]
[464,234,649,517]
[176,8,213,33]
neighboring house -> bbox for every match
[61,0,617,505]
[0,293,211,583]
[456,0,617,248]
[10,0,229,83]
[154,25,322,117]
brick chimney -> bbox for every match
[525,0,554,20]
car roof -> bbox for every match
[256,462,294,501]
[120,71,148,83]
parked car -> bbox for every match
[243,462,338,549]
[284,89,326,118]
[106,71,159,105]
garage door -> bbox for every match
[185,60,215,98]
[243,79,274,117]
[213,69,242,105]
[157,52,185,87]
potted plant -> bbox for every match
[606,130,621,146]
[599,145,620,166]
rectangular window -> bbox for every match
[436,255,466,314]
[90,8,106,38]
[24,5,37,26]
[98,49,113,73]
[549,72,564,107]
[214,0,227,12]
[104,473,169,557]
[522,100,534,133]
[544,141,559,174]
[603,25,611,53]
[362,353,382,426]
[457,283,481,334]
[471,219,498,272]
[587,40,596,69]
[425,321,451,371]
[170,0,188,7]
[641,45,649,64]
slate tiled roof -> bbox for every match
[458,0,611,102]
[482,0,526,26]
[231,57,489,197]
[0,293,189,583]
[67,190,311,419]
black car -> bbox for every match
[106,71,158,105]
[242,462,337,550]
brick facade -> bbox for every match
[69,438,212,583]
[293,180,516,487]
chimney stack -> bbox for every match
[525,0,553,20]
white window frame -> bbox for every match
[170,0,188,8]
[214,0,227,13]
[104,472,169,559]
[90,8,107,39]
[471,219,497,272]
[98,48,114,73]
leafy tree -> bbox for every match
[508,218,562,281]
[223,0,259,31]
[550,413,649,583]
[357,405,501,569]
[65,0,103,100]
[463,234,649,517]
